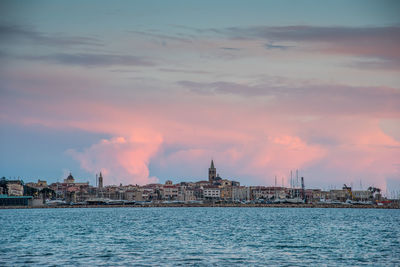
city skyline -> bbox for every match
[1,159,395,196]
[1,0,400,192]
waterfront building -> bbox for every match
[250,186,286,200]
[220,179,232,187]
[231,181,240,187]
[304,189,322,203]
[25,180,48,191]
[161,182,179,200]
[194,187,204,200]
[216,179,241,201]
[184,188,196,201]
[203,186,221,199]
[100,185,125,200]
[311,189,322,200]
[175,184,196,202]
[6,180,24,196]
[179,181,196,188]
[220,186,233,200]
[352,190,372,201]
[125,189,143,201]
[320,191,330,201]
[140,188,154,200]
[195,180,211,187]
[140,185,162,201]
[329,189,349,202]
[49,173,90,202]
[37,179,47,188]
[232,186,250,202]
[0,194,33,206]
[289,188,302,199]
[250,186,269,200]
[213,175,223,185]
[64,173,75,183]
[3,164,390,205]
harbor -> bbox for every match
[1,160,399,209]
[1,201,399,209]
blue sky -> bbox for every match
[0,0,399,194]
[3,0,400,28]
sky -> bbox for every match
[1,0,400,195]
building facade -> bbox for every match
[203,186,221,199]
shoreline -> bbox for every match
[1,203,399,209]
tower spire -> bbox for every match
[98,171,103,189]
[209,159,216,183]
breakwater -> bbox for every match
[1,203,399,209]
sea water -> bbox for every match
[1,207,399,266]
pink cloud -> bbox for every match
[6,93,398,189]
[2,65,399,190]
[67,132,163,185]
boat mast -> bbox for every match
[290,170,293,199]
[296,169,299,198]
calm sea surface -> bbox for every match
[1,207,399,266]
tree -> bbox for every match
[24,185,39,196]
[40,188,55,199]
[0,177,8,195]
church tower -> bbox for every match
[209,160,216,183]
[98,172,103,189]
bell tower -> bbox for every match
[208,160,216,183]
[98,172,103,189]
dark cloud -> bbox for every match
[221,25,400,43]
[22,53,155,67]
[347,58,400,71]
[109,69,140,73]
[202,25,400,69]
[265,43,293,50]
[0,24,102,47]
[178,80,400,116]
[178,80,274,97]
[158,68,211,74]
[219,47,241,51]
[306,136,340,146]
[128,30,193,43]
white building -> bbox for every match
[232,186,250,201]
[162,185,179,200]
[203,187,220,198]
[7,182,24,196]
[353,190,372,201]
